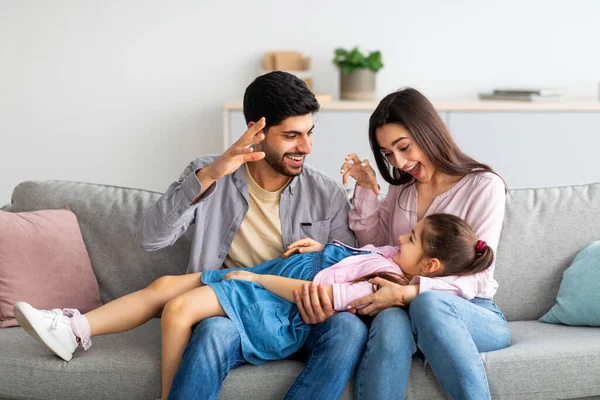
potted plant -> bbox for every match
[333,47,384,101]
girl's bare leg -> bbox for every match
[160,285,226,400]
[85,273,204,336]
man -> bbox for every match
[136,71,367,399]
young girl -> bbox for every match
[14,213,493,399]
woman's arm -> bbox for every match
[346,279,420,316]
[223,270,333,304]
[348,185,397,247]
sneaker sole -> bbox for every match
[13,302,74,361]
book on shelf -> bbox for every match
[492,87,566,97]
[478,92,564,102]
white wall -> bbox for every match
[2,0,599,204]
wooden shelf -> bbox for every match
[224,100,600,112]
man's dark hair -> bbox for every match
[243,71,319,130]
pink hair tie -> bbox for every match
[476,240,486,253]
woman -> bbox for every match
[339,88,511,399]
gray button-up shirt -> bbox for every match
[135,155,356,273]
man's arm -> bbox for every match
[134,161,208,251]
[135,118,267,251]
[224,270,333,304]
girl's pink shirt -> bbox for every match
[348,172,506,300]
[313,243,404,311]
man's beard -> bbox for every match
[263,149,306,177]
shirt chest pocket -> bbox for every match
[300,219,330,244]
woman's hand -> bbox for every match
[223,270,257,283]
[294,282,344,324]
[283,238,325,258]
[346,279,419,317]
[340,153,380,196]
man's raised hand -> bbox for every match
[204,117,267,180]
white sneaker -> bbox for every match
[13,301,79,361]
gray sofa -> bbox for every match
[1,180,600,400]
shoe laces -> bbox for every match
[49,309,64,330]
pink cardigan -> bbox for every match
[348,172,506,300]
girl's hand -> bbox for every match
[346,279,419,316]
[283,238,325,258]
[223,270,257,283]
[340,153,380,196]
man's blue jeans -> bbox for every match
[169,312,367,399]
[354,291,511,400]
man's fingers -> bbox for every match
[237,118,266,145]
[232,147,255,156]
[294,290,309,322]
[242,151,265,163]
[309,283,323,316]
[318,285,333,310]
[301,284,316,321]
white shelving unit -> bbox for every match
[224,101,600,190]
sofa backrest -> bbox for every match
[9,181,192,304]
[9,180,600,321]
[494,182,600,321]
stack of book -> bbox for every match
[478,88,566,102]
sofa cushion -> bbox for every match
[0,209,102,327]
[9,181,192,304]
[539,241,600,326]
[494,182,600,321]
[484,321,600,399]
[2,320,599,400]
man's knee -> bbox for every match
[188,317,240,355]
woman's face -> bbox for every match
[375,123,435,183]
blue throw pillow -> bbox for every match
[539,241,600,326]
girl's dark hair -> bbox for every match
[419,213,494,277]
[243,71,320,131]
[354,213,494,285]
[368,87,499,186]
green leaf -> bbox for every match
[333,46,383,72]
[334,48,347,57]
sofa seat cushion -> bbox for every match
[0,319,163,400]
[2,320,600,399]
[484,321,600,399]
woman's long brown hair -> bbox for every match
[368,88,502,186]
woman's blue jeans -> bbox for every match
[354,291,511,400]
[168,312,367,399]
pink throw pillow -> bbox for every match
[0,209,102,327]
